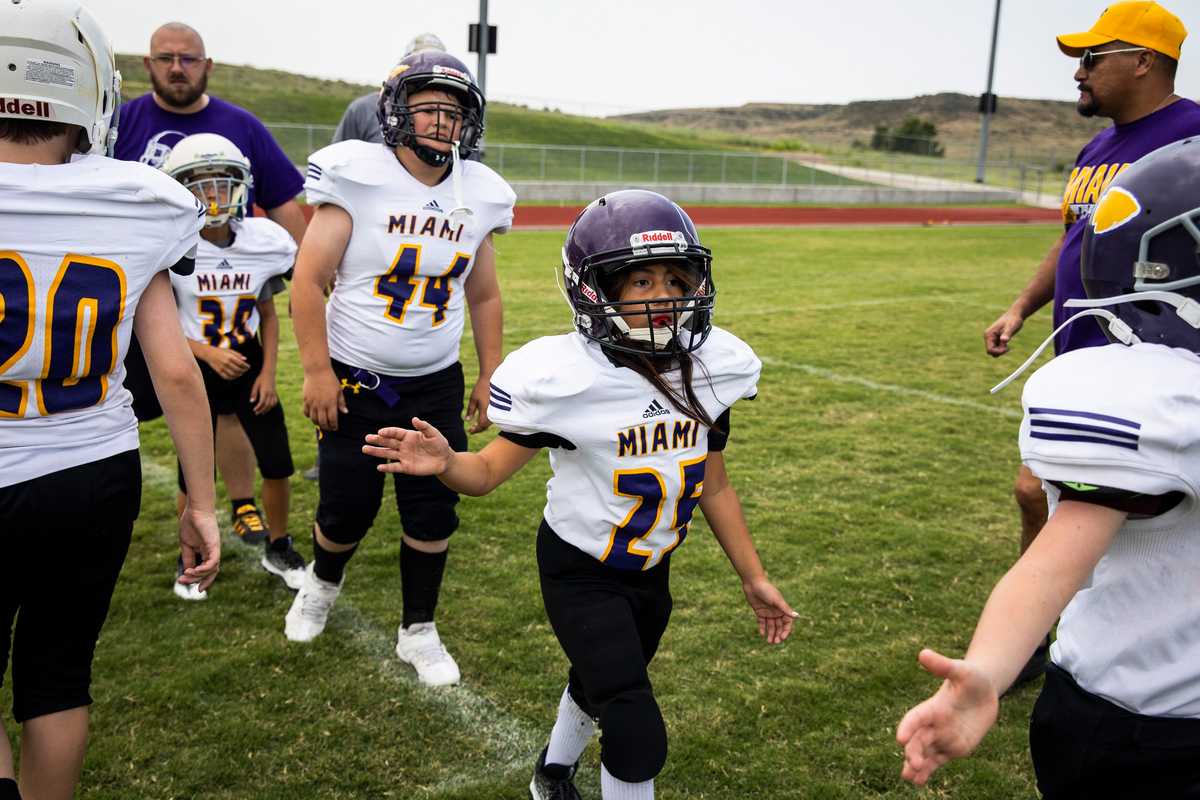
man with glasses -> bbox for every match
[982,0,1200,690]
[115,22,307,569]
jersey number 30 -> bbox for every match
[0,252,125,418]
[603,455,707,570]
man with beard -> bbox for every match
[982,0,1200,690]
[114,22,306,561]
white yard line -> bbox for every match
[760,356,1023,419]
[139,455,559,798]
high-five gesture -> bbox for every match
[363,418,454,475]
[896,649,998,786]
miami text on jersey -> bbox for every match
[618,418,700,457]
[387,213,465,242]
[196,271,253,292]
[1062,162,1130,224]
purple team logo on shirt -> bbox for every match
[138,129,188,168]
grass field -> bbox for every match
[2,223,1066,798]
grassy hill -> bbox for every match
[115,54,766,151]
[616,93,1109,168]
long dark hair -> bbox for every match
[600,264,719,430]
[604,346,717,431]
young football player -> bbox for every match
[163,133,303,596]
[0,2,220,798]
[362,190,797,800]
[286,51,515,687]
[897,138,1200,798]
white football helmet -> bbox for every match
[162,133,253,228]
[0,0,121,155]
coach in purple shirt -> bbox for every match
[981,0,1200,691]
[115,22,307,244]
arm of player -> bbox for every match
[265,198,309,247]
[251,296,280,414]
[362,418,540,496]
[293,203,352,431]
[699,451,797,645]
[896,499,1126,786]
[186,337,249,380]
[984,231,1064,357]
[463,233,503,434]
[135,271,221,591]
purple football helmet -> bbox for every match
[562,190,716,356]
[377,51,484,167]
[1077,136,1200,352]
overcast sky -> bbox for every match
[84,0,1198,116]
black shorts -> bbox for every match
[124,333,163,422]
[0,450,140,722]
[316,360,468,543]
[1031,663,1200,799]
[177,338,294,493]
[536,520,673,718]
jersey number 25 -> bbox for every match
[0,252,124,418]
[603,455,707,570]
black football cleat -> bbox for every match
[529,747,582,800]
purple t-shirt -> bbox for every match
[113,93,303,212]
[1054,98,1200,354]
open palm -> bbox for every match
[363,417,454,475]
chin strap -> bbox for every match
[991,288,1200,395]
[447,140,474,229]
[990,309,1140,394]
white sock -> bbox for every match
[601,763,653,800]
[545,685,595,768]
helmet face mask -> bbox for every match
[378,54,485,167]
[162,133,252,228]
[563,191,716,357]
[1078,137,1200,352]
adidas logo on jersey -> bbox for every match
[423,199,444,213]
[1,98,51,118]
[642,399,670,419]
[217,258,234,270]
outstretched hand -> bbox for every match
[363,417,454,475]
[742,577,799,644]
[896,648,999,786]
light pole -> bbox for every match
[976,0,1002,183]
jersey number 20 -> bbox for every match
[0,252,124,418]
[603,455,707,570]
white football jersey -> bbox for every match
[1020,342,1200,718]
[170,218,295,347]
[305,140,515,377]
[488,328,761,571]
[0,155,204,487]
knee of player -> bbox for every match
[1013,471,1046,510]
[598,689,667,782]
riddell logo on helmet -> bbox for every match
[580,283,599,303]
[431,65,467,80]
[630,230,686,247]
[1,98,51,118]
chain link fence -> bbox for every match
[264,121,1068,200]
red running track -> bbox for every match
[282,204,1060,227]
[512,204,1061,227]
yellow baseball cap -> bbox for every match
[1057,1,1186,60]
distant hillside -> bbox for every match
[616,93,1110,167]
[114,54,762,152]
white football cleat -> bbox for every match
[284,564,342,642]
[395,622,460,686]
